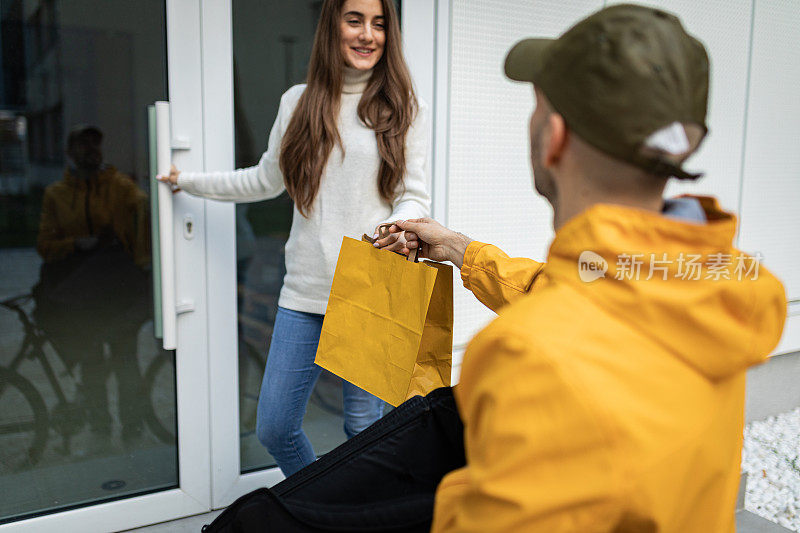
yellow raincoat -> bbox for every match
[431,197,786,532]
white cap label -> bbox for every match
[644,121,690,155]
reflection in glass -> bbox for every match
[233,0,345,473]
[232,0,400,473]
[0,0,176,523]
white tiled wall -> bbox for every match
[607,0,753,214]
[447,0,603,348]
[738,0,800,303]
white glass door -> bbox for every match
[0,0,212,530]
[201,0,437,509]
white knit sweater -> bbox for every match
[179,67,431,315]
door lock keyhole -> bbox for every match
[183,215,195,240]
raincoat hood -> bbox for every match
[546,196,787,380]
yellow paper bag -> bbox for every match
[315,236,453,407]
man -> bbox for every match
[379,4,786,532]
[204,5,786,533]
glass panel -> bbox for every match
[233,0,400,473]
[0,0,176,523]
[233,0,322,473]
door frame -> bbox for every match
[201,0,285,508]
[1,0,213,531]
[199,0,287,508]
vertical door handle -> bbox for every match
[147,105,163,341]
[154,101,177,350]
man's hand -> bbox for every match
[377,218,472,269]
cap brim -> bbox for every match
[504,38,553,82]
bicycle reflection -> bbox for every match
[0,294,175,474]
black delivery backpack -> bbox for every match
[202,387,465,533]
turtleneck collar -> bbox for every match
[343,66,372,94]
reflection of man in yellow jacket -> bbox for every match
[37,126,149,268]
[34,124,150,440]
[383,5,787,532]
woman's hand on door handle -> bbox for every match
[156,164,182,194]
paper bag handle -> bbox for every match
[362,223,419,263]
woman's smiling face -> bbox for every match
[340,0,385,70]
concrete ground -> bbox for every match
[123,510,223,532]
[736,511,795,533]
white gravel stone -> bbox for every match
[742,407,800,531]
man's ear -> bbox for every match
[544,113,567,167]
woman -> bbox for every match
[159,0,430,476]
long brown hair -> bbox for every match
[279,0,417,217]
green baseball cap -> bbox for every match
[505,3,709,180]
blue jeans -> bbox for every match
[255,306,385,476]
